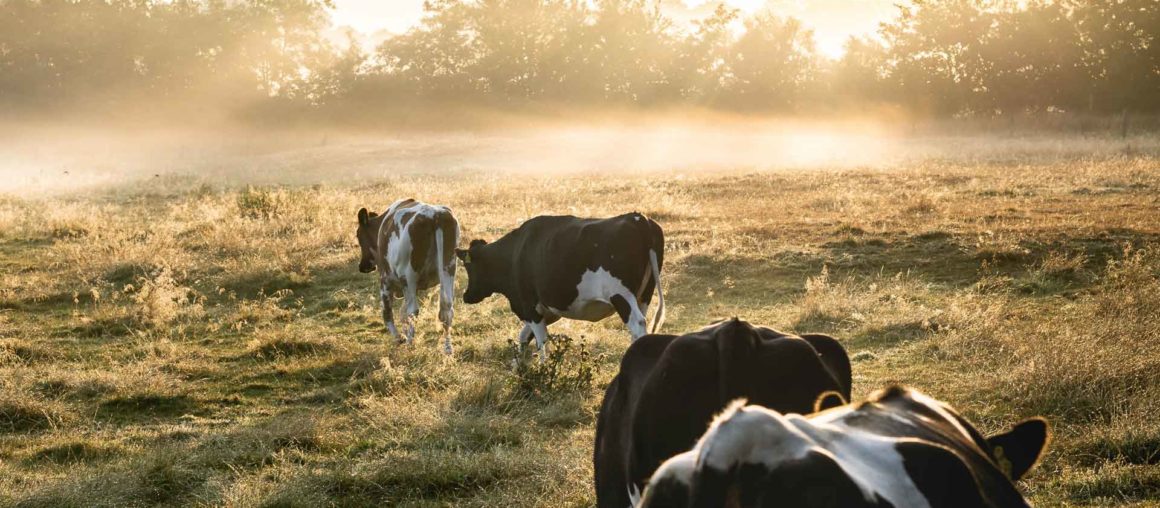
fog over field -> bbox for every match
[5,119,1158,196]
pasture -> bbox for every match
[0,130,1158,507]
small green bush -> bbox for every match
[508,334,596,399]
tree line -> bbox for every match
[1,0,1156,121]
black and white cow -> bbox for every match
[594,318,851,508]
[638,386,1050,508]
[356,199,459,353]
[455,212,665,357]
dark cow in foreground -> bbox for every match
[639,386,1050,508]
[594,319,852,508]
[356,199,459,353]
[456,212,665,356]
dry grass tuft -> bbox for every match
[936,247,1160,423]
[131,268,204,329]
[28,441,121,465]
[0,340,54,365]
[0,396,70,433]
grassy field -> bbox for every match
[1,132,1158,507]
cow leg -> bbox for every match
[516,323,534,354]
[435,226,456,355]
[437,263,455,355]
[528,319,550,363]
[511,323,535,368]
[380,280,401,342]
[610,293,648,340]
[402,271,420,344]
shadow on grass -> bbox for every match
[846,321,935,349]
[219,268,314,299]
[25,442,121,465]
[261,451,539,507]
[98,394,200,421]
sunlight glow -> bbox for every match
[684,0,767,14]
[329,0,898,58]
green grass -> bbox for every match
[0,147,1158,506]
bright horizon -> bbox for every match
[328,0,900,58]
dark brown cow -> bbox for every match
[356,199,459,353]
[593,318,852,508]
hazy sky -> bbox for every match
[328,0,899,58]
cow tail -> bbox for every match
[648,248,665,334]
[435,227,445,271]
[434,212,458,275]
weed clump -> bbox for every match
[508,334,596,398]
[237,186,286,219]
[131,268,203,329]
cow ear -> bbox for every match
[455,248,470,263]
[813,391,847,413]
[358,208,369,226]
[987,417,1050,481]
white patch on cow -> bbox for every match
[783,416,928,507]
[697,405,814,472]
[386,223,417,343]
[546,267,647,339]
[636,451,695,505]
[650,450,696,487]
[907,390,976,442]
[677,403,933,508]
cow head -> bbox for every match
[637,390,1051,508]
[456,239,492,304]
[356,207,379,273]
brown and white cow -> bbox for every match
[356,199,459,353]
[637,386,1050,508]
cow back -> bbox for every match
[593,319,851,508]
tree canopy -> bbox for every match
[1,0,1156,120]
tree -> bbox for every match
[669,4,738,103]
[879,0,995,116]
[727,12,818,111]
